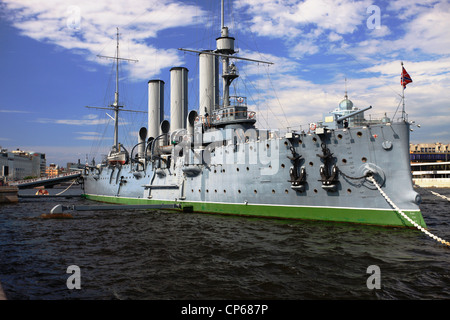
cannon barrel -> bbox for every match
[336,105,372,123]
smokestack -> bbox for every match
[147,80,165,140]
[170,67,189,131]
[138,127,147,158]
[199,51,219,116]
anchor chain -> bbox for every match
[368,176,450,247]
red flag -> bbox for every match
[401,66,412,88]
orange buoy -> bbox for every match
[36,189,49,195]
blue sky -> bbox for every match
[0,0,449,166]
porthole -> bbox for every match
[312,137,317,142]
[254,190,258,194]
[309,161,314,166]
[347,189,352,194]
[284,141,289,146]
[272,190,276,194]
[342,158,347,164]
[238,190,241,194]
[285,189,289,194]
[357,131,363,137]
[362,157,367,163]
[314,189,318,193]
[281,163,285,168]
[236,167,239,172]
[337,134,343,139]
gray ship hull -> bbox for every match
[83,121,425,228]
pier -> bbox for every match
[0,186,18,203]
[7,172,82,189]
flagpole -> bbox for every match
[401,61,405,121]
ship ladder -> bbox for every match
[368,176,450,247]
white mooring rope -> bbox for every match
[56,179,77,196]
[368,176,450,247]
[429,190,450,202]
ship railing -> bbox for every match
[194,110,256,127]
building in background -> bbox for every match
[45,163,61,178]
[410,142,450,162]
[1,147,46,182]
[410,142,450,188]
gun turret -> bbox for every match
[336,105,372,123]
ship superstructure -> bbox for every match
[82,1,426,228]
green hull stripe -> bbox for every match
[82,194,427,228]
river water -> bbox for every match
[0,186,449,302]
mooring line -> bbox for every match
[368,176,450,247]
[55,179,77,196]
[429,190,450,202]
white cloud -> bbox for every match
[0,109,31,113]
[33,113,129,126]
[1,0,207,81]
[235,0,370,38]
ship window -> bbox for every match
[312,137,317,142]
[272,190,275,194]
[224,190,227,193]
[309,162,314,166]
[254,190,257,194]
[347,189,352,194]
[246,167,249,171]
[284,189,289,194]
[281,164,285,168]
[236,167,239,172]
[357,131,363,137]
[338,134,343,139]
[238,189,241,193]
[342,159,347,164]
[314,189,318,193]
[362,157,367,163]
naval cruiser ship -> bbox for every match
[82,1,426,228]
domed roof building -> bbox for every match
[331,86,364,127]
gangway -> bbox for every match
[8,172,82,189]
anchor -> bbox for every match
[316,143,339,191]
[287,146,306,191]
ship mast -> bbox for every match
[217,0,238,108]
[88,27,141,151]
[113,27,121,149]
